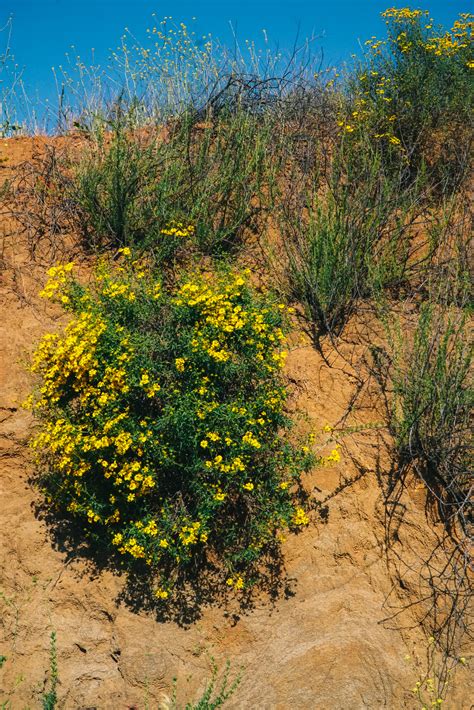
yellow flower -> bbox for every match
[382,8,425,22]
[175,357,186,372]
[243,482,254,491]
[323,446,341,465]
[160,222,195,238]
[242,431,261,449]
[146,382,161,397]
[293,507,309,526]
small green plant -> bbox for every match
[168,659,241,710]
[404,636,470,708]
[27,254,314,599]
[42,632,58,710]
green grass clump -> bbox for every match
[26,253,313,599]
[280,147,421,337]
[385,302,472,532]
[70,109,275,257]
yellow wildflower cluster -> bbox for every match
[381,8,427,22]
[379,9,473,58]
[28,258,313,599]
[351,9,473,163]
[160,221,195,238]
[179,521,205,546]
[364,37,386,56]
[321,446,341,466]
[175,272,287,373]
[31,311,107,406]
[338,73,402,151]
[424,14,473,57]
[424,33,469,57]
[100,279,137,301]
[175,357,186,372]
[118,537,146,558]
[139,370,161,398]
[395,30,413,53]
[292,507,310,526]
[39,262,75,302]
[226,575,244,589]
[242,431,261,449]
[337,120,355,133]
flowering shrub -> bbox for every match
[343,9,473,189]
[27,253,313,599]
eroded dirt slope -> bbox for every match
[0,137,471,709]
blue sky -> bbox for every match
[2,0,469,103]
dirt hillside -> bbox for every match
[0,137,471,709]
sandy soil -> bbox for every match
[0,137,471,709]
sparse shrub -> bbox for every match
[405,636,470,709]
[156,109,275,255]
[72,124,159,251]
[280,147,422,337]
[70,106,275,257]
[423,198,473,308]
[385,302,472,533]
[26,253,313,598]
[344,9,474,192]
